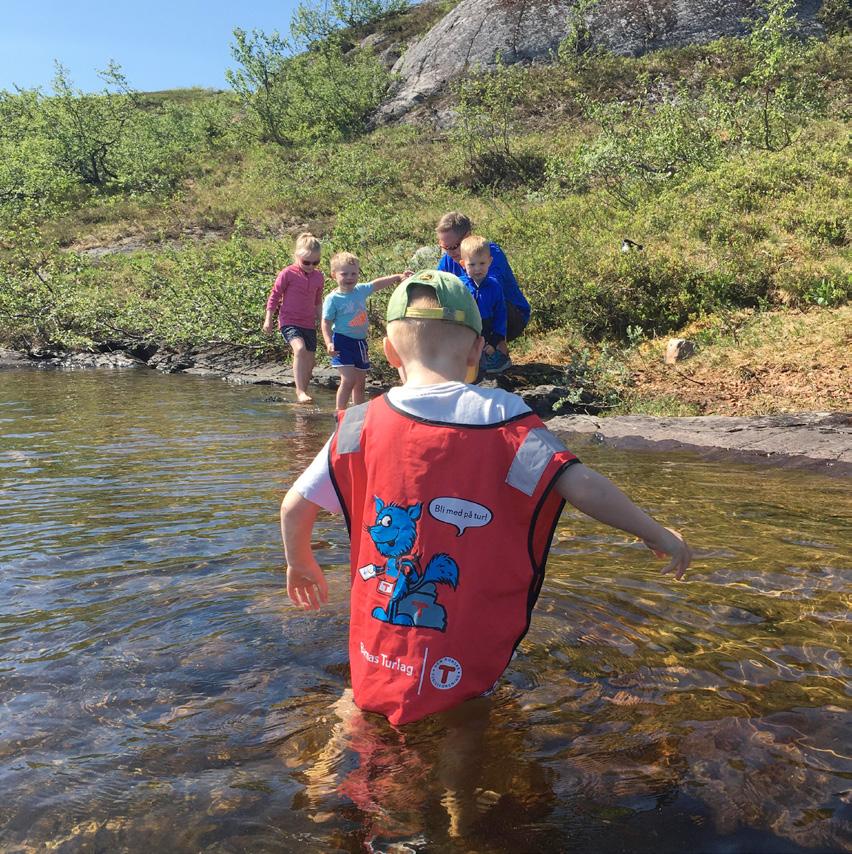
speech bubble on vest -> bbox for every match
[428,497,492,536]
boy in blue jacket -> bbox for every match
[436,211,530,351]
[458,235,510,373]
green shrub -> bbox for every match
[40,62,147,188]
[452,59,540,190]
[227,27,390,147]
[0,136,78,222]
[784,211,847,246]
[330,196,417,257]
[0,226,125,348]
[817,0,851,36]
[774,263,851,307]
[801,278,850,307]
[575,89,725,206]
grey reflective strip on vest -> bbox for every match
[336,402,369,454]
[506,429,567,496]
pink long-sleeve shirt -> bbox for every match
[266,264,325,329]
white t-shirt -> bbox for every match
[293,382,532,513]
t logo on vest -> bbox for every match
[430,656,462,690]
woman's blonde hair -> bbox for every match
[294,232,321,258]
[330,251,360,272]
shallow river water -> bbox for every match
[0,368,849,853]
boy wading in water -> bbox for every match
[263,233,324,403]
[321,252,411,412]
[282,271,692,726]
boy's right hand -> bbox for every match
[642,527,692,581]
[263,321,274,335]
[325,343,339,356]
[287,558,329,610]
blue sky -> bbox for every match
[1,0,302,93]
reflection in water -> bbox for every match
[288,690,559,851]
[0,369,849,852]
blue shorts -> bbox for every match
[331,333,370,370]
[281,325,317,352]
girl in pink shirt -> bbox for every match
[263,233,325,403]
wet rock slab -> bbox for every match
[0,347,146,370]
[549,412,852,474]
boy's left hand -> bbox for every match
[642,527,692,581]
[287,558,329,610]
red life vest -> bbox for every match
[329,394,578,725]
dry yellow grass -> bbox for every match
[629,307,852,415]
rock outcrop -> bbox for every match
[377,0,822,122]
[548,411,851,473]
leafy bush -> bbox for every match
[574,88,725,206]
[0,136,78,222]
[711,0,827,152]
[111,104,203,193]
[290,0,407,46]
[556,0,599,71]
[563,0,828,209]
[774,263,851,307]
[817,0,852,35]
[125,231,286,347]
[801,277,850,308]
[226,0,402,145]
[0,225,124,348]
[330,196,418,257]
[0,67,235,218]
[452,59,546,190]
[40,62,144,188]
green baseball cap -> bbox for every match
[386,270,482,335]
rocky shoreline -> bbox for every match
[0,343,585,415]
[3,344,850,475]
[548,412,851,475]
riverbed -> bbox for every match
[1,369,849,852]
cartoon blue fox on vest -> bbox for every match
[360,497,459,630]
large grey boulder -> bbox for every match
[376,0,822,123]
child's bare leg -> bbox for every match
[291,339,314,403]
[352,371,367,406]
[302,690,357,794]
[436,700,493,837]
[336,366,358,410]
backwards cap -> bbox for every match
[386,270,482,335]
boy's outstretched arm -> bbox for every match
[370,270,415,293]
[281,487,329,609]
[556,464,692,580]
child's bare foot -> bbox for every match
[296,391,313,403]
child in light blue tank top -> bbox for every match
[321,252,411,412]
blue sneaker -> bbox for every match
[485,351,512,374]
